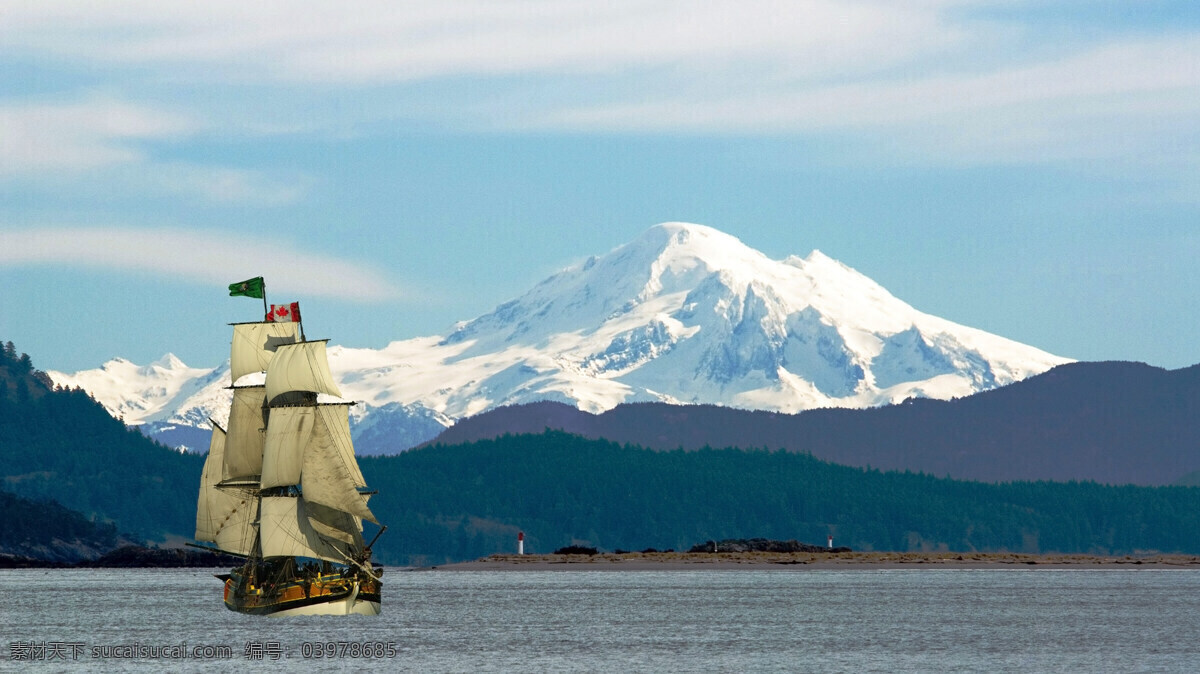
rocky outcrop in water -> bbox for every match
[1,545,243,568]
[78,545,243,568]
[689,538,852,553]
[553,545,599,555]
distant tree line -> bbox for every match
[360,431,1200,565]
[0,339,53,402]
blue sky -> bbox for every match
[1,1,1197,372]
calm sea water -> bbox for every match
[2,567,1198,672]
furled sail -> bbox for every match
[230,322,299,383]
[259,496,357,563]
[196,424,256,556]
[265,340,342,403]
[222,386,267,481]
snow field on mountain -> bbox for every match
[49,222,1071,453]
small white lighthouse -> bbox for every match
[518,531,525,555]
[828,534,833,549]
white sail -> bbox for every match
[307,500,366,547]
[300,405,377,524]
[260,403,376,524]
[222,386,267,481]
[230,322,299,383]
[196,424,256,555]
[265,340,342,403]
[259,496,357,563]
[259,405,311,489]
[196,424,229,541]
[212,493,257,557]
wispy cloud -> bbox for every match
[136,164,308,205]
[0,1,964,83]
[0,97,305,203]
[0,97,195,174]
[539,37,1200,164]
[1,1,1196,169]
[0,227,401,302]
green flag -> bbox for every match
[228,277,265,299]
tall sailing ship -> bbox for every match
[195,299,384,616]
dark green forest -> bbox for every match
[361,432,1200,565]
[0,341,204,542]
[4,340,1200,566]
[0,489,122,562]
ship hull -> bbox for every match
[223,569,382,617]
[267,596,380,616]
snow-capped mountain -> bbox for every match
[49,222,1071,454]
[48,354,229,452]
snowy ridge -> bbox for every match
[50,354,223,427]
[48,222,1071,454]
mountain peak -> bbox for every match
[136,353,189,378]
[631,222,771,275]
[151,353,186,370]
[638,221,742,248]
[435,221,1067,414]
[54,222,1072,453]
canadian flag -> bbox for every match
[267,302,301,323]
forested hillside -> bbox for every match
[361,432,1200,566]
[0,489,125,563]
[0,341,203,543]
[427,362,1200,486]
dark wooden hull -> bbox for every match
[223,567,381,616]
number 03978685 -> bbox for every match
[300,642,397,658]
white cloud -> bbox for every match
[0,98,195,174]
[1,1,1196,168]
[538,36,1200,164]
[0,1,964,83]
[140,164,308,205]
[0,98,304,204]
[0,227,401,302]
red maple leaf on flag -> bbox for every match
[267,302,300,323]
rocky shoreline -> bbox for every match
[0,545,242,569]
[7,545,1199,571]
[425,550,1200,571]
